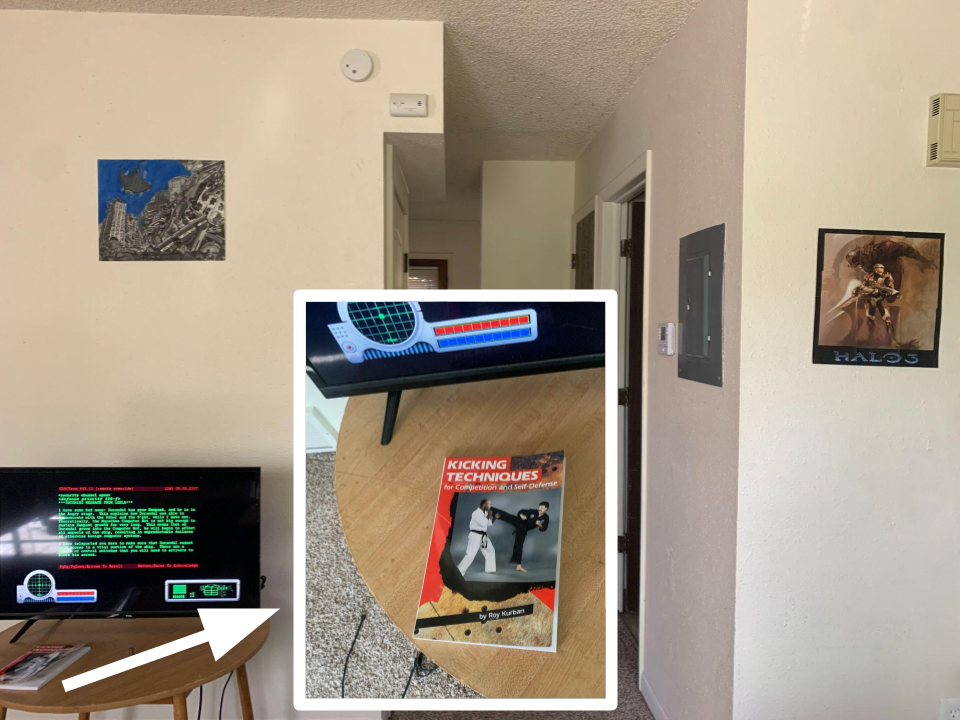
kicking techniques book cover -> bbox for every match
[415,451,565,651]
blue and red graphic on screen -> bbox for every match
[327,302,538,363]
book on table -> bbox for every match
[415,451,565,652]
[0,645,90,691]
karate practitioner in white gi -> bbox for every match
[457,498,498,576]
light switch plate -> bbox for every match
[390,94,428,117]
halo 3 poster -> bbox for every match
[813,229,945,368]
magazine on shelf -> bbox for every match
[415,451,565,652]
[0,645,90,691]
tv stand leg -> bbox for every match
[381,390,402,446]
[236,663,254,720]
[9,617,37,644]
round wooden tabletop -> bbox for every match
[0,617,268,714]
[334,368,606,699]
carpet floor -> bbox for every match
[306,451,655,716]
[305,452,478,699]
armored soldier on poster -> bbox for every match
[853,262,899,335]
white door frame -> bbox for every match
[384,143,411,289]
[391,193,409,289]
[577,150,651,678]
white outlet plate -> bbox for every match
[390,93,428,117]
[939,698,960,720]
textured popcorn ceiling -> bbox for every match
[2,0,702,218]
[324,0,702,219]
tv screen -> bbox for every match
[306,301,605,398]
[0,468,260,618]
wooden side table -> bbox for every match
[0,617,268,719]
[334,368,606,698]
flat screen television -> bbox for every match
[305,300,605,443]
[0,468,260,623]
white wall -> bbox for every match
[575,0,747,718]
[0,10,442,719]
[481,160,575,289]
[734,2,960,719]
[409,220,481,288]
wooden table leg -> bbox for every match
[236,663,254,720]
[0,705,7,720]
[78,714,90,720]
[172,693,188,720]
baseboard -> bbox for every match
[306,406,338,452]
[640,672,669,720]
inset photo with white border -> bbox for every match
[294,290,618,712]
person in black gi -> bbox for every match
[491,501,550,572]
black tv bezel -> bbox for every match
[308,353,605,399]
[0,466,261,620]
[306,302,605,398]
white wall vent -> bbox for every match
[927,93,960,167]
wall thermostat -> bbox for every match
[927,93,960,167]
[390,93,428,117]
[657,322,676,356]
[341,49,373,82]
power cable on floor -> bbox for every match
[219,670,234,720]
[401,651,438,699]
[341,613,367,698]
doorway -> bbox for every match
[574,211,596,289]
[621,195,644,617]
[590,158,647,655]
[408,258,449,289]
[576,165,647,629]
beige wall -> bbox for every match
[575,0,747,718]
[409,220,481,289]
[0,10,442,719]
[735,1,960,718]
[481,160,575,289]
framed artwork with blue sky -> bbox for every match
[97,159,225,261]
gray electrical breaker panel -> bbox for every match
[678,224,724,387]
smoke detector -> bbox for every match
[927,93,960,167]
[341,49,373,82]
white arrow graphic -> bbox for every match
[62,608,278,692]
